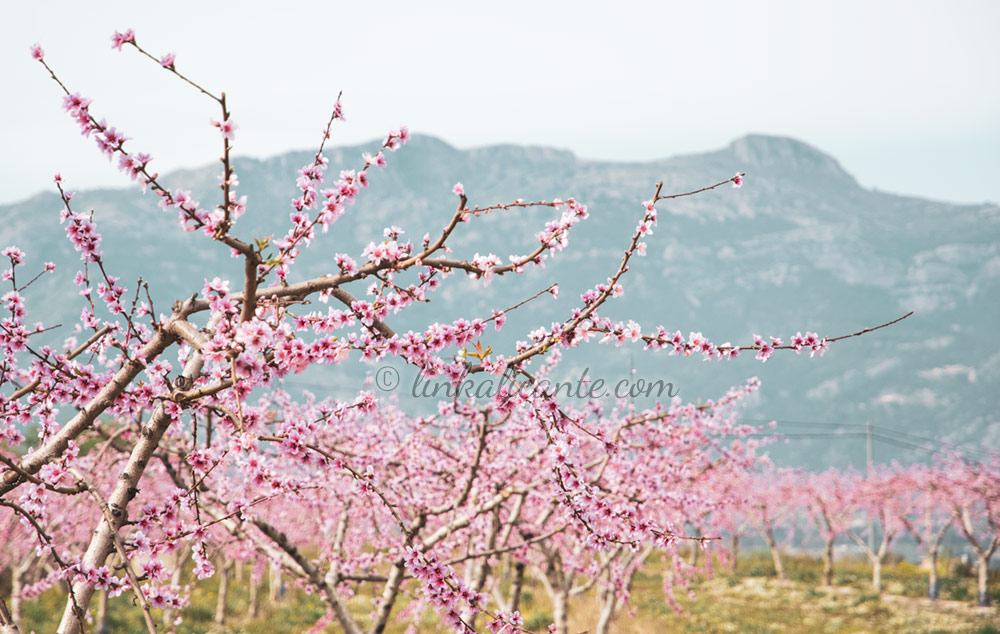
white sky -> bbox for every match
[1,1,998,206]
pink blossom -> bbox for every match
[30,43,44,61]
[810,338,829,357]
[160,52,176,68]
[755,342,774,362]
[110,29,135,51]
[492,309,507,331]
[2,246,25,265]
[62,93,92,114]
[384,127,409,151]
[211,118,238,141]
[362,151,387,168]
[142,559,166,581]
[472,253,500,286]
[452,182,464,197]
[791,332,805,352]
[733,173,744,188]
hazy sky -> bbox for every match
[2,1,998,206]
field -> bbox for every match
[18,553,1000,633]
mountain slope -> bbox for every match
[2,134,997,468]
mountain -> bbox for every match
[2,134,998,469]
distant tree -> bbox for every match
[803,468,858,587]
[939,455,1000,607]
[897,463,952,600]
[742,468,803,581]
[845,465,909,594]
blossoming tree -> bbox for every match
[939,455,1000,606]
[803,467,859,587]
[0,30,910,634]
[897,463,952,600]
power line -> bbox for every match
[763,432,867,439]
[743,417,996,461]
[751,429,995,463]
[742,418,868,429]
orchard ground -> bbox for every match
[17,553,1000,633]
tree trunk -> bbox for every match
[9,568,23,631]
[594,584,615,634]
[56,321,208,634]
[215,560,232,625]
[0,597,21,634]
[928,549,939,600]
[96,589,109,634]
[268,561,282,604]
[687,524,702,567]
[730,533,739,575]
[551,588,569,634]
[163,546,190,629]
[977,555,991,607]
[508,561,525,614]
[765,528,785,580]
[872,557,882,594]
[822,538,835,587]
[369,560,407,634]
[249,568,260,618]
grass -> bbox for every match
[18,553,1000,633]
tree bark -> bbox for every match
[508,560,525,614]
[551,588,569,634]
[57,400,181,634]
[249,568,260,618]
[8,563,25,631]
[730,533,739,575]
[215,560,233,625]
[928,549,939,600]
[268,560,282,604]
[57,309,208,634]
[687,524,702,567]
[162,546,190,629]
[589,546,650,634]
[977,555,991,607]
[594,583,615,634]
[369,560,407,634]
[0,598,21,634]
[96,589,109,634]
[872,557,882,594]
[822,538,835,587]
[764,527,785,580]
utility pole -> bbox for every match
[866,420,875,553]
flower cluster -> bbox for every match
[403,547,486,632]
[110,29,135,51]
